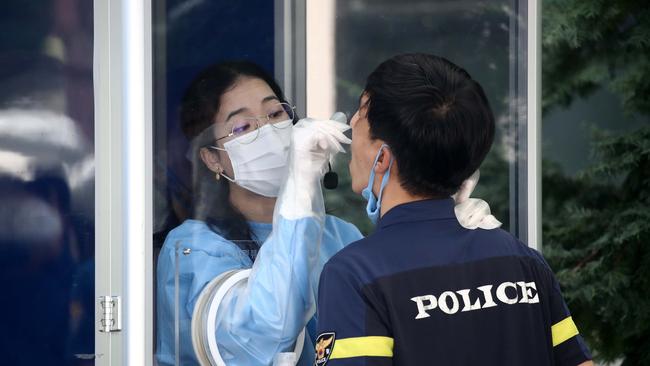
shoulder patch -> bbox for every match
[314,332,336,365]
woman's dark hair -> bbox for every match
[180,61,288,256]
[363,53,495,197]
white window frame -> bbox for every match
[275,0,307,116]
[92,0,540,364]
[94,0,153,365]
[527,0,541,251]
[509,0,541,250]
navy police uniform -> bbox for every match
[314,198,591,365]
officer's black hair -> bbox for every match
[363,53,495,197]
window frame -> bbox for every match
[509,0,541,249]
[93,0,540,364]
[94,0,153,365]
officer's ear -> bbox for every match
[373,146,393,175]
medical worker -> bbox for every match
[156,61,363,365]
[314,54,593,365]
[156,61,497,366]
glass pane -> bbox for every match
[541,1,649,362]
[0,1,95,365]
[322,0,515,234]
[153,1,277,364]
[153,1,528,365]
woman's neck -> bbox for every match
[228,183,276,223]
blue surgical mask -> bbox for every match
[361,144,393,224]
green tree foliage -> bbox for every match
[543,128,650,364]
[542,0,650,364]
[543,0,650,115]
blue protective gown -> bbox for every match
[156,215,362,366]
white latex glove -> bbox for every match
[291,116,350,168]
[452,170,502,230]
[277,114,351,220]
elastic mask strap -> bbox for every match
[207,146,235,182]
[367,165,377,190]
[372,144,386,166]
[377,157,393,201]
[369,143,390,199]
[369,144,388,179]
[219,172,235,183]
[365,145,386,195]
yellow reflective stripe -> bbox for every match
[552,316,579,347]
[330,336,394,359]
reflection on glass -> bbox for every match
[153,2,281,364]
[541,2,650,361]
[0,1,94,365]
[153,1,525,364]
[324,0,513,234]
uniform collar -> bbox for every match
[377,198,456,229]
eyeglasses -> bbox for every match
[214,102,295,145]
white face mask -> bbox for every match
[211,119,293,197]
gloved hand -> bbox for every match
[291,115,350,170]
[452,170,502,230]
[277,114,351,220]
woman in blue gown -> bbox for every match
[155,61,362,366]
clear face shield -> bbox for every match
[163,104,332,366]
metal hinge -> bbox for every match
[98,295,122,333]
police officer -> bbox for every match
[314,53,593,366]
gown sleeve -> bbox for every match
[156,224,250,366]
[213,216,362,365]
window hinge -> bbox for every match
[98,295,122,333]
